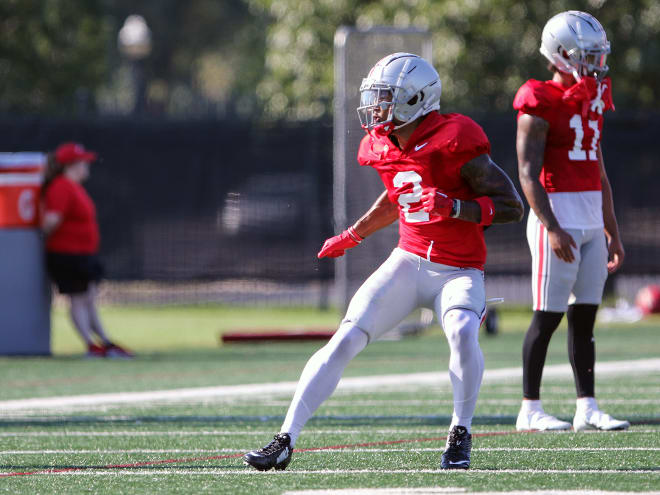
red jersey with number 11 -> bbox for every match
[513,77,614,193]
[357,111,491,270]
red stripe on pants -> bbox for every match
[535,223,545,311]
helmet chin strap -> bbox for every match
[392,101,440,130]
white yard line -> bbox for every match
[284,490,660,495]
[2,447,658,455]
[305,447,660,452]
[1,468,657,476]
[0,430,269,437]
[288,399,660,407]
[1,358,658,412]
[0,449,238,454]
[0,429,658,438]
[284,489,466,495]
[284,490,466,495]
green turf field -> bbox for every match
[0,306,658,494]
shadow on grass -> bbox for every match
[0,414,456,428]
[0,414,658,429]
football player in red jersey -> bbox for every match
[244,53,523,472]
[514,11,628,432]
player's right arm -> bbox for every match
[41,211,63,236]
[352,189,399,237]
[317,190,398,258]
[517,113,577,263]
[41,178,69,237]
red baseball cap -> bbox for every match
[54,142,98,165]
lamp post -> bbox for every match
[117,15,152,115]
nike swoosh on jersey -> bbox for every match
[414,142,428,151]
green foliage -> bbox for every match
[252,0,660,119]
[0,0,110,114]
[1,0,658,118]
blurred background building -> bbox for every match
[1,0,659,307]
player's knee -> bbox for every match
[530,310,564,335]
[325,324,368,362]
[444,309,478,346]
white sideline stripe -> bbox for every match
[274,398,660,407]
[284,491,660,495]
[1,358,658,412]
[2,469,657,476]
[3,447,659,455]
[0,429,658,438]
[0,449,239,454]
[285,490,466,495]
[284,489,464,495]
[0,431,273,437]
[4,392,658,417]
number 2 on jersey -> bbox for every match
[568,114,600,161]
[393,171,429,223]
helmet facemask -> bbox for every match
[556,44,610,81]
[576,48,609,80]
[357,85,396,130]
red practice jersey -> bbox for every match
[357,112,491,270]
[513,77,614,193]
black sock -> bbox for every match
[522,311,564,399]
[567,304,598,398]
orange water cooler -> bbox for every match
[0,152,51,355]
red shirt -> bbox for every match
[358,112,491,270]
[44,175,100,254]
[513,78,614,192]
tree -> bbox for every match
[3,0,658,119]
[0,0,110,114]
[249,0,660,120]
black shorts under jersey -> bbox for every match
[46,252,104,295]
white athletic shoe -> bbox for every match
[573,408,630,431]
[516,408,572,431]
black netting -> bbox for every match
[0,117,333,286]
[0,111,658,305]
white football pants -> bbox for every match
[280,248,486,445]
[527,213,608,312]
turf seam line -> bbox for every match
[0,430,521,478]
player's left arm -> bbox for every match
[597,145,624,273]
[454,154,524,224]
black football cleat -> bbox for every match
[243,433,293,471]
[441,425,472,470]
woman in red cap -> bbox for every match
[41,142,133,359]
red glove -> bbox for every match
[420,187,455,217]
[317,227,363,258]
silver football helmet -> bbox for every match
[540,11,610,81]
[357,53,442,131]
